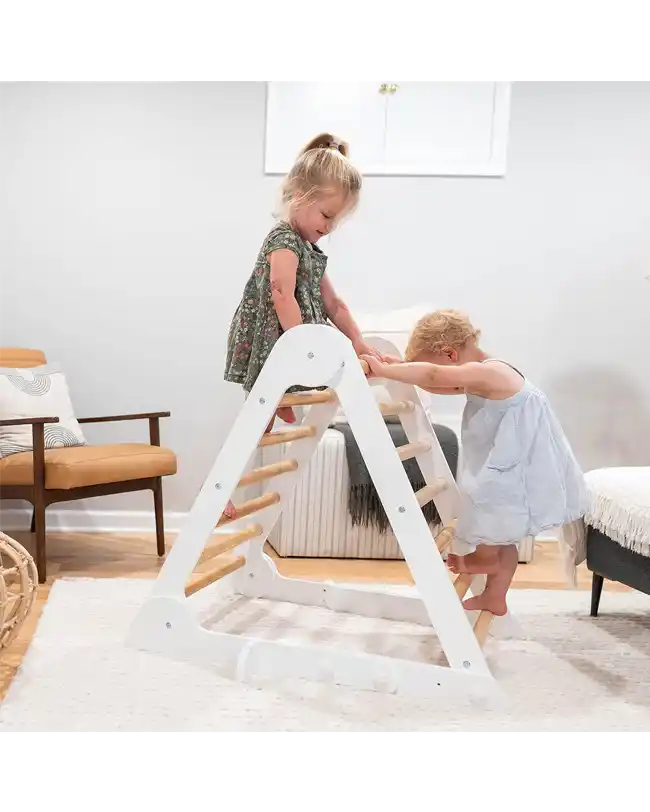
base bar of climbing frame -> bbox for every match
[127,595,500,701]
[239,569,433,625]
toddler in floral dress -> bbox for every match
[223,133,381,518]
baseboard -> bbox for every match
[0,507,189,534]
[0,507,564,545]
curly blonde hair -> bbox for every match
[279,132,362,220]
[405,309,481,361]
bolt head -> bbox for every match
[259,397,265,404]
[215,483,221,490]
[398,506,406,513]
[307,352,314,359]
[463,660,470,669]
[165,622,172,629]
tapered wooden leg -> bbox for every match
[153,478,166,557]
[32,501,47,583]
[590,572,604,617]
[31,423,48,583]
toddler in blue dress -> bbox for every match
[362,309,588,616]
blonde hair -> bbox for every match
[279,132,362,220]
[405,309,481,361]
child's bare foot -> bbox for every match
[264,406,296,434]
[463,591,508,616]
[460,545,518,617]
[447,550,500,575]
[221,500,236,521]
[276,406,296,424]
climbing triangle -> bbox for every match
[127,324,519,700]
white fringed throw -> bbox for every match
[584,467,650,557]
[557,467,650,587]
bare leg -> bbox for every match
[462,545,518,616]
[447,546,500,575]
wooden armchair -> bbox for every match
[0,348,177,582]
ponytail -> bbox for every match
[300,132,350,159]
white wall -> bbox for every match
[1,82,650,527]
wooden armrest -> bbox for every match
[0,416,59,427]
[78,411,171,424]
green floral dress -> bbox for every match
[224,221,330,393]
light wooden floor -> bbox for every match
[0,530,626,702]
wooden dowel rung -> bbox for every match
[378,399,415,416]
[396,441,431,462]
[279,390,337,408]
[473,610,494,647]
[198,524,262,565]
[258,426,317,448]
[453,573,473,600]
[217,492,280,527]
[185,556,245,597]
[415,479,447,507]
[435,519,457,553]
[238,459,298,488]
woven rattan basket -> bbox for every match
[0,531,38,650]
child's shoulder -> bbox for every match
[261,220,305,254]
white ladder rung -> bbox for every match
[435,519,457,553]
[185,556,245,597]
[279,390,337,408]
[238,459,298,488]
[397,440,431,462]
[258,426,317,448]
[198,524,263,566]
[216,492,280,527]
[378,399,415,416]
[415,479,447,507]
[474,611,494,647]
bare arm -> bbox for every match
[362,356,492,393]
[269,249,303,331]
[320,272,362,345]
[381,356,463,394]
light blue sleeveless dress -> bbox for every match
[454,360,589,550]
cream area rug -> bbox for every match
[1,578,649,731]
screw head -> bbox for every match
[463,660,470,669]
[398,506,406,513]
[215,483,221,490]
[307,352,314,359]
[165,622,172,629]
[259,397,265,404]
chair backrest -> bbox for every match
[0,348,47,368]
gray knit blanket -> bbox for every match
[330,420,459,532]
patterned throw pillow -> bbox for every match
[0,364,87,458]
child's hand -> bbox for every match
[360,354,386,378]
[352,339,383,361]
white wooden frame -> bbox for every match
[127,325,521,700]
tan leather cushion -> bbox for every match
[0,444,177,489]
[0,348,47,368]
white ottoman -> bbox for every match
[262,429,535,562]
